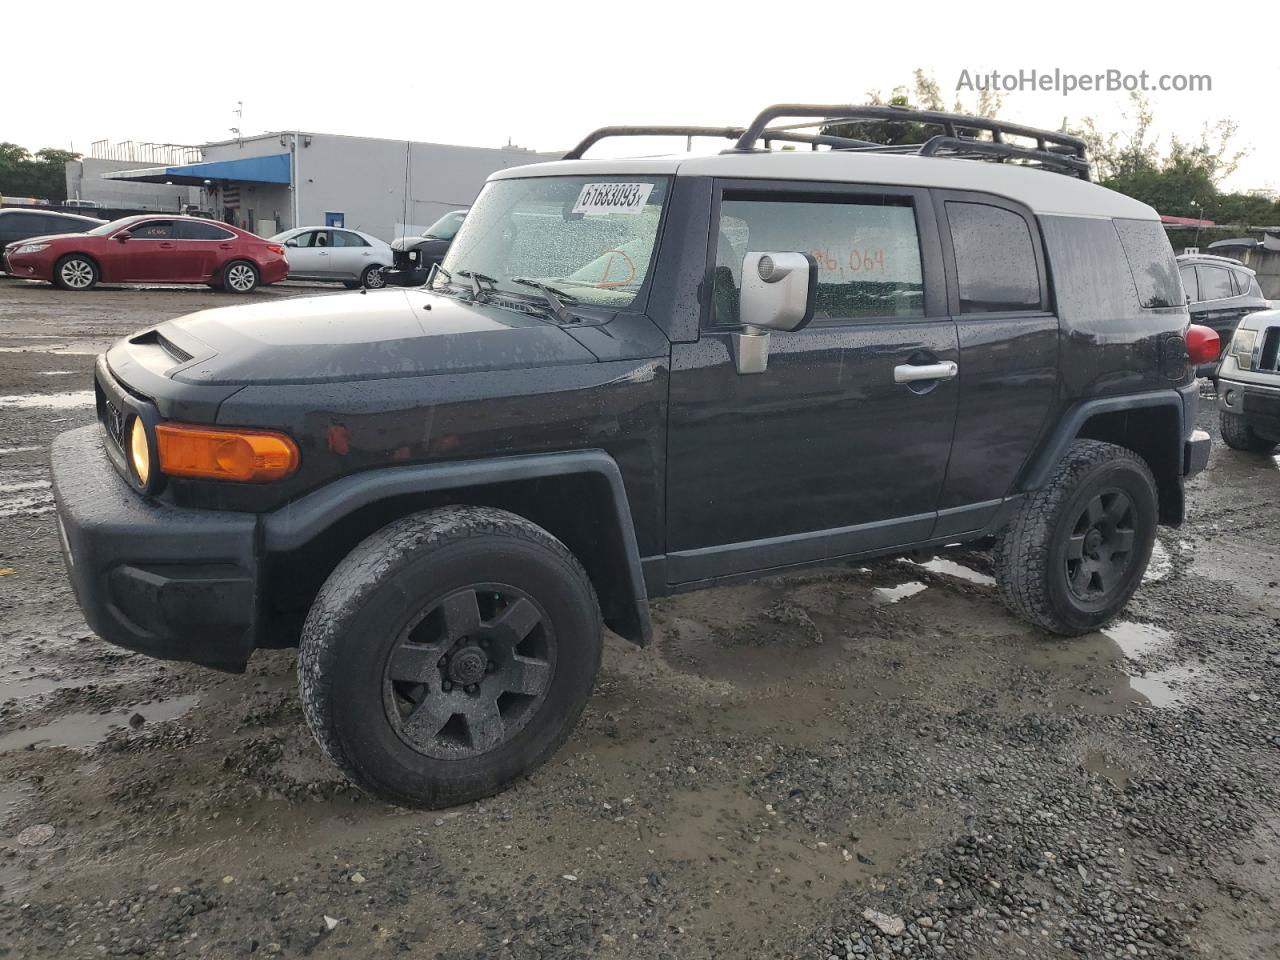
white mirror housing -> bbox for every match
[731,251,818,374]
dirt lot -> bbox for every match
[0,277,1278,960]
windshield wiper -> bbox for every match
[456,269,499,301]
[427,262,453,291]
[511,277,578,324]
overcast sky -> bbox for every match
[8,2,1278,194]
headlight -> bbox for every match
[13,243,48,255]
[129,417,152,486]
[1229,329,1257,370]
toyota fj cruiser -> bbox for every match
[51,104,1214,808]
[1217,307,1280,453]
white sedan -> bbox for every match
[269,227,392,289]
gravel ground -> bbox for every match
[0,277,1278,959]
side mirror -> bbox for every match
[115,231,132,242]
[285,238,298,247]
[731,252,818,374]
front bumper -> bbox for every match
[51,425,261,672]
[1218,376,1280,439]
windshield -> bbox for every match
[440,176,669,309]
[423,210,466,240]
[85,216,141,237]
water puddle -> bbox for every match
[0,695,200,753]
[1103,621,1174,661]
[911,557,996,586]
[38,370,78,377]
[1083,748,1131,789]
[0,342,104,356]
[1128,665,1205,708]
[0,445,42,455]
[0,676,70,701]
[871,581,928,605]
[0,391,94,410]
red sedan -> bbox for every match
[1,215,289,293]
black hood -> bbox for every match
[113,289,596,386]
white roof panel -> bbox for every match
[489,151,1156,221]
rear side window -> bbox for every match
[176,220,234,241]
[1113,219,1182,308]
[1197,265,1234,301]
[714,194,925,324]
[332,230,369,248]
[945,201,1041,313]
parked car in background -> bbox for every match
[62,199,102,210]
[2,215,288,292]
[1177,253,1269,375]
[383,209,467,286]
[0,209,104,265]
[269,227,392,289]
[1217,308,1280,453]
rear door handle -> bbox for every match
[894,361,958,383]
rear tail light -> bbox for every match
[1185,324,1221,367]
[155,423,299,483]
[267,244,284,255]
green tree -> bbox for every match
[0,143,79,202]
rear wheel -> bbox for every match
[53,255,98,291]
[221,260,259,293]
[298,506,602,808]
[993,440,1158,635]
[1219,411,1278,453]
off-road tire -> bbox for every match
[1219,411,1278,453]
[52,254,98,291]
[298,506,602,808]
[992,440,1158,635]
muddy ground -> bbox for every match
[0,276,1278,959]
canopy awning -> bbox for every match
[101,153,291,186]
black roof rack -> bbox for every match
[564,103,1091,180]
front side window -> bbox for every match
[1198,265,1234,301]
[947,201,1042,313]
[131,220,174,239]
[441,176,669,308]
[1179,264,1199,303]
[714,194,925,325]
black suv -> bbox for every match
[1177,253,1269,374]
[51,105,1212,808]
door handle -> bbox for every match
[894,361,958,384]
[159,242,173,249]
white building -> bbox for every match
[97,131,560,240]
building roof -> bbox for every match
[489,151,1159,221]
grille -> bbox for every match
[1259,328,1280,373]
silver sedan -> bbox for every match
[269,227,393,289]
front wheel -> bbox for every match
[993,440,1158,635]
[221,260,259,293]
[298,506,602,808]
[1220,411,1278,453]
[361,264,387,289]
[53,255,98,291]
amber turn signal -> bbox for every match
[155,423,299,483]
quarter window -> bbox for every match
[1198,265,1234,301]
[713,195,925,325]
[946,201,1041,313]
[1114,219,1182,308]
